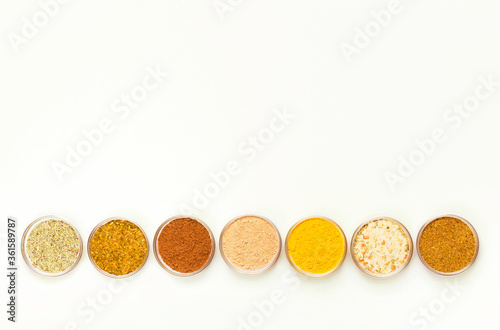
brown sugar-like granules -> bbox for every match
[157,218,213,273]
[419,217,477,273]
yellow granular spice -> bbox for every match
[288,218,344,274]
[90,220,148,276]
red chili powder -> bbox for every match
[157,218,213,273]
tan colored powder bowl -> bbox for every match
[220,215,282,275]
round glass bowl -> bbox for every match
[219,215,282,275]
[88,217,149,278]
[153,215,215,277]
[351,217,413,279]
[21,215,83,277]
[417,214,479,276]
[285,216,347,278]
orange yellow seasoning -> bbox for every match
[287,218,345,274]
[90,220,147,276]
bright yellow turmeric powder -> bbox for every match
[287,218,345,274]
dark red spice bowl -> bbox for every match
[153,215,215,277]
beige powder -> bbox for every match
[222,216,280,271]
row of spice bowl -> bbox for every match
[21,214,479,279]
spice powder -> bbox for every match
[26,219,80,273]
[287,218,345,274]
[157,218,213,274]
[419,217,477,273]
[90,220,148,276]
[221,216,280,271]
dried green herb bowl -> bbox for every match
[21,215,83,277]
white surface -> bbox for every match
[1,1,499,329]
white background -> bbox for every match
[1,1,499,329]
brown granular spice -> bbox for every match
[157,218,213,273]
[419,217,477,273]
